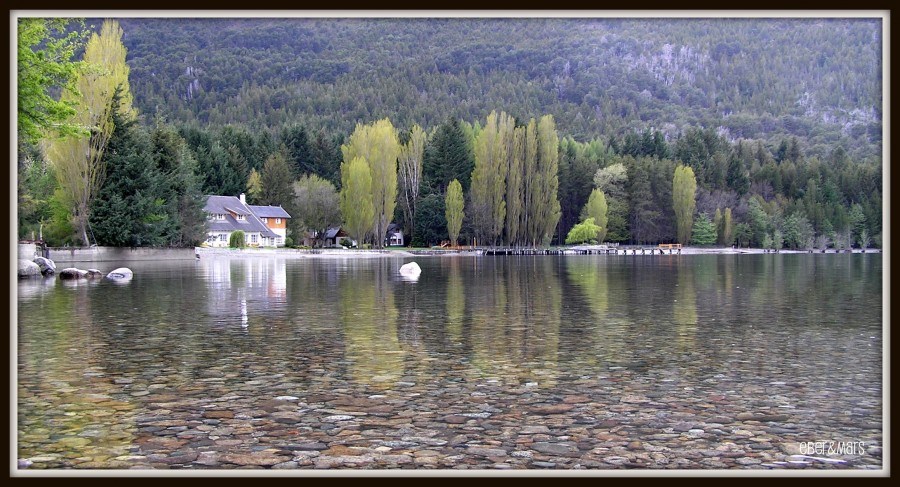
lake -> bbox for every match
[16,253,883,471]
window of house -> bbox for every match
[219,234,227,241]
[250,234,258,244]
[237,214,246,221]
[216,214,225,220]
[275,218,282,224]
[261,217,268,224]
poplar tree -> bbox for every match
[672,164,697,245]
[714,208,723,244]
[398,124,425,244]
[341,119,400,249]
[505,125,525,246]
[45,19,133,246]
[340,156,375,246]
[469,111,509,246]
[722,207,734,246]
[533,115,561,246]
[445,179,465,247]
[521,118,539,245]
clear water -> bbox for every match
[16,254,883,469]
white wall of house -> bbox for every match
[388,232,404,246]
[270,228,287,246]
[205,232,231,247]
[205,231,269,247]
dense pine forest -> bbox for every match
[17,16,883,250]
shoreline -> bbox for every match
[194,246,881,259]
[32,245,881,265]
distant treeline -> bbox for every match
[19,110,882,250]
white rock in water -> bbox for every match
[18,260,41,278]
[398,262,421,276]
[106,267,133,281]
[33,256,56,275]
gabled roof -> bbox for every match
[324,227,349,239]
[203,195,277,238]
[205,195,250,215]
[248,205,291,219]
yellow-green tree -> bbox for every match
[722,207,734,246]
[246,168,262,204]
[341,119,400,249]
[672,164,697,245]
[445,179,465,246]
[469,111,511,246]
[504,124,525,246]
[533,114,561,246]
[45,19,133,245]
[340,156,375,245]
[581,188,608,244]
[714,208,723,244]
[17,18,89,144]
[565,217,601,244]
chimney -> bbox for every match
[239,193,246,204]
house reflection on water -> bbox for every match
[203,258,287,329]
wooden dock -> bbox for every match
[480,245,671,256]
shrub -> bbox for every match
[565,218,600,244]
[284,236,294,247]
[229,231,246,248]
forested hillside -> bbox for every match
[115,17,882,160]
[18,16,883,250]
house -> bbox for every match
[202,193,283,247]
[324,227,356,248]
[248,204,291,247]
[319,224,402,248]
[385,223,404,247]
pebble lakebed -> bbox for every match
[18,366,882,471]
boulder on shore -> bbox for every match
[86,269,104,278]
[106,267,133,281]
[18,260,41,278]
[33,256,56,276]
[59,268,88,279]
